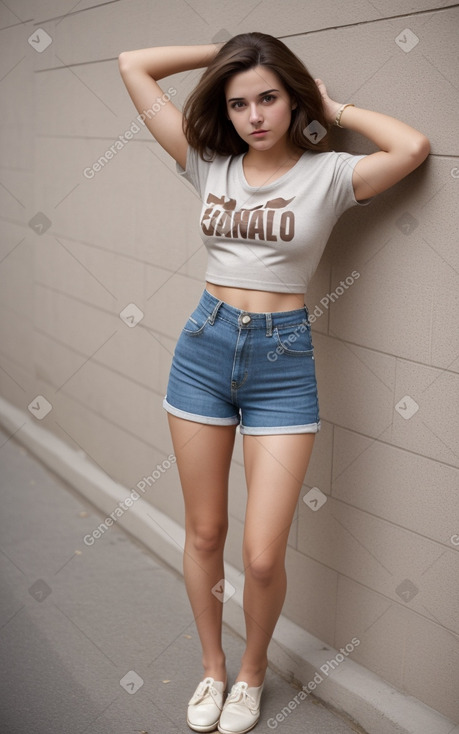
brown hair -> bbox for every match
[183,32,329,159]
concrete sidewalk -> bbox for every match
[0,424,362,734]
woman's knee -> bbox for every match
[244,550,284,585]
[187,522,228,554]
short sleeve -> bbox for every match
[175,146,213,200]
[332,152,372,216]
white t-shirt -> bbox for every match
[176,145,370,295]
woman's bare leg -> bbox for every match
[167,414,237,684]
[238,433,316,686]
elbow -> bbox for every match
[118,51,132,75]
[411,133,431,165]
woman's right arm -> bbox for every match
[118,44,220,169]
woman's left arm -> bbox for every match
[315,79,431,202]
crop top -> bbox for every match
[176,145,371,295]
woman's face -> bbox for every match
[225,65,296,152]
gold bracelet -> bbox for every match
[334,103,355,128]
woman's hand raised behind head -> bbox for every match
[314,78,342,125]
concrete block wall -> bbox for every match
[0,0,458,723]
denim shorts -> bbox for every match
[163,289,320,435]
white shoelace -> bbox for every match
[189,677,222,706]
[225,682,258,713]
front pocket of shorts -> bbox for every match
[182,309,210,336]
[274,323,314,356]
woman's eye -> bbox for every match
[229,96,276,110]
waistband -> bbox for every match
[199,289,309,335]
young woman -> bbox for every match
[119,33,429,734]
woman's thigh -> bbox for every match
[242,433,316,564]
[167,414,237,532]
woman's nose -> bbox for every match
[249,103,263,124]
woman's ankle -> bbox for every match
[202,654,227,685]
[235,657,268,687]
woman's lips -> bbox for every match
[251,130,268,136]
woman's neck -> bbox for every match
[243,143,304,172]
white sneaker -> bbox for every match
[218,681,264,734]
[187,676,226,732]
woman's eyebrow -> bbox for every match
[227,88,279,102]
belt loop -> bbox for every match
[265,313,272,337]
[208,299,223,325]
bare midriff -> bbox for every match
[205,282,305,313]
